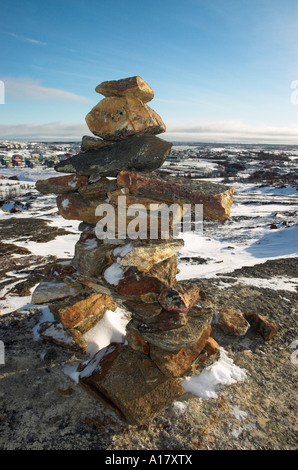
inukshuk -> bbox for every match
[33,76,235,425]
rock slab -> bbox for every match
[117,170,235,221]
[55,135,172,177]
[79,343,184,425]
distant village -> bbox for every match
[0,140,297,182]
[0,141,80,168]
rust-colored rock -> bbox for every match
[116,256,178,297]
[204,337,220,355]
[79,343,184,425]
[117,170,234,221]
[85,96,166,140]
[158,283,202,314]
[244,312,278,340]
[49,292,116,332]
[149,325,212,377]
[217,307,250,336]
[95,76,154,103]
[36,174,88,195]
[56,193,105,223]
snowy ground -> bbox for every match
[0,165,297,400]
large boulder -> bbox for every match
[55,135,172,177]
[85,96,165,140]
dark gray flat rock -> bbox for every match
[54,135,172,177]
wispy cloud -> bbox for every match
[0,122,90,140]
[6,32,47,46]
[3,77,92,103]
[164,120,298,144]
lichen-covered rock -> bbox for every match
[117,170,234,221]
[48,292,116,332]
[158,284,202,314]
[85,96,165,140]
[56,194,105,224]
[244,312,278,340]
[115,239,184,272]
[81,135,115,151]
[95,76,154,103]
[217,307,250,336]
[79,343,184,425]
[55,135,172,177]
[116,256,178,297]
[126,306,213,352]
[78,177,111,200]
[149,325,212,377]
[31,280,84,304]
[72,233,118,277]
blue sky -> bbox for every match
[0,0,298,143]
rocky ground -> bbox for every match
[0,255,297,450]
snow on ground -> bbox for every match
[181,347,247,400]
[0,165,59,182]
[177,225,298,280]
[177,179,298,280]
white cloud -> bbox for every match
[3,77,92,103]
[164,120,298,144]
[0,122,90,140]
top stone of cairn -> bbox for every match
[95,76,154,103]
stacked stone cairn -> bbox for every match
[33,76,238,425]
